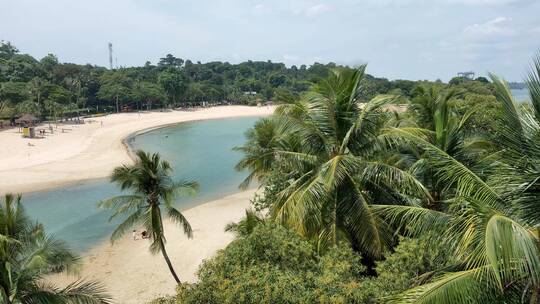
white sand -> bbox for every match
[50,190,256,304]
[0,106,273,194]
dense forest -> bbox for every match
[0,41,494,122]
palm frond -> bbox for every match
[372,204,451,238]
[167,207,193,238]
[485,214,540,289]
[388,267,491,304]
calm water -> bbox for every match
[23,117,259,253]
[511,88,530,102]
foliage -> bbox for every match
[231,58,540,303]
[0,41,476,117]
[155,223,366,304]
[373,67,540,302]
[0,194,111,304]
[151,224,450,304]
[235,67,430,267]
[224,209,264,237]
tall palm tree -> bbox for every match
[375,58,540,303]
[236,67,430,265]
[0,194,111,304]
[99,150,198,284]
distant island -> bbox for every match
[508,81,527,89]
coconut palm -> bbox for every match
[99,150,198,284]
[0,193,111,304]
[234,117,281,189]
[394,86,490,210]
[236,66,430,265]
[375,61,540,303]
[488,53,540,226]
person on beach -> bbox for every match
[132,229,137,240]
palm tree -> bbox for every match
[393,86,490,210]
[236,67,430,266]
[234,117,280,189]
[375,59,540,303]
[26,77,46,119]
[99,150,198,284]
[0,194,111,304]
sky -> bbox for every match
[1,0,539,81]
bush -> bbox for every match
[161,224,372,303]
[150,227,449,304]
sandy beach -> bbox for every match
[0,106,274,303]
[50,190,256,304]
[0,105,273,194]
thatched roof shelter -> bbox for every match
[15,113,39,125]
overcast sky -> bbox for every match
[1,0,539,81]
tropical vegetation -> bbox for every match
[0,194,111,304]
[153,54,540,303]
[1,41,463,122]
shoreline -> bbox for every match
[3,107,271,303]
[49,189,258,304]
[0,105,274,194]
[121,114,261,162]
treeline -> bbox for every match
[0,41,491,121]
[0,41,328,119]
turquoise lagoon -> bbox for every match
[23,117,260,252]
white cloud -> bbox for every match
[253,4,270,15]
[463,16,514,37]
[304,3,332,18]
[1,0,538,81]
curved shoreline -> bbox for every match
[121,115,263,162]
[0,106,274,194]
[49,189,258,304]
[8,108,272,303]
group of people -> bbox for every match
[132,229,150,240]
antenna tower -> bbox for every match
[108,43,113,70]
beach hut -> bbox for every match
[16,114,39,138]
[15,113,39,126]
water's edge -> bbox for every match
[122,113,268,162]
[24,116,263,253]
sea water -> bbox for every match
[23,117,260,253]
[511,88,530,102]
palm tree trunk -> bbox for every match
[160,237,181,284]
